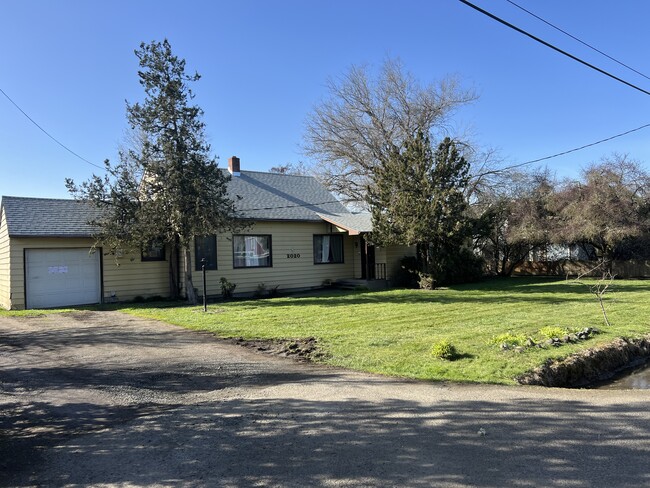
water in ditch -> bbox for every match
[596,362,650,389]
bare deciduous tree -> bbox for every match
[473,168,556,275]
[553,154,650,266]
[573,261,615,327]
[268,162,309,175]
[303,59,477,203]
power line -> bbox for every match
[505,0,650,82]
[238,198,356,212]
[457,0,650,96]
[0,86,105,170]
[242,121,650,209]
[482,122,650,175]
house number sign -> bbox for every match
[286,253,301,259]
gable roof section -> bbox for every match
[2,196,103,237]
[1,171,351,237]
[225,170,348,221]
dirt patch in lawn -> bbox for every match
[226,336,327,362]
[517,336,650,388]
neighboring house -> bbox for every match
[0,157,414,310]
[528,243,594,262]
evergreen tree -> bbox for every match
[368,133,473,285]
[67,40,237,303]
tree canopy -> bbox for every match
[473,169,555,275]
[368,133,476,284]
[304,59,476,204]
[553,155,650,263]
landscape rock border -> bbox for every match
[517,336,650,388]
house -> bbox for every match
[0,157,414,310]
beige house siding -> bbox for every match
[190,221,356,297]
[383,245,417,281]
[6,237,169,310]
[102,249,169,303]
[2,216,415,310]
[0,207,11,309]
[7,238,95,309]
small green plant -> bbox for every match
[431,339,457,360]
[418,272,435,290]
[254,282,267,298]
[538,326,569,340]
[268,285,280,298]
[489,332,527,347]
[393,256,419,288]
[220,277,236,299]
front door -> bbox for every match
[367,244,376,280]
[360,236,376,280]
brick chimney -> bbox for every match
[228,156,241,176]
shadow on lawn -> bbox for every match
[229,277,650,309]
[35,277,648,314]
[4,393,650,487]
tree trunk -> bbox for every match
[184,247,198,305]
[169,244,180,299]
[417,242,430,274]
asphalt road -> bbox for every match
[1,310,649,487]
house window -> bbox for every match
[233,235,272,268]
[313,234,344,264]
[141,240,165,261]
[195,235,217,271]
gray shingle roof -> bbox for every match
[226,170,348,221]
[2,196,103,237]
[1,171,354,237]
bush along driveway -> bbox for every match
[2,309,650,487]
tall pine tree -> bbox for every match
[67,40,237,303]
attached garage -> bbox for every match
[25,248,101,309]
[1,196,171,310]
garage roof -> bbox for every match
[2,196,103,237]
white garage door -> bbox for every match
[25,248,101,309]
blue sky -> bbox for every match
[2,0,650,199]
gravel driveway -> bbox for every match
[1,310,649,487]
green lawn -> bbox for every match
[3,277,649,384]
[111,277,650,384]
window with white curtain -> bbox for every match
[313,234,344,264]
[233,235,272,268]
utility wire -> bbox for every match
[457,0,650,96]
[242,121,650,210]
[481,121,650,175]
[0,86,105,170]
[238,198,357,212]
[505,0,650,82]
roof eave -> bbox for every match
[317,214,366,235]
